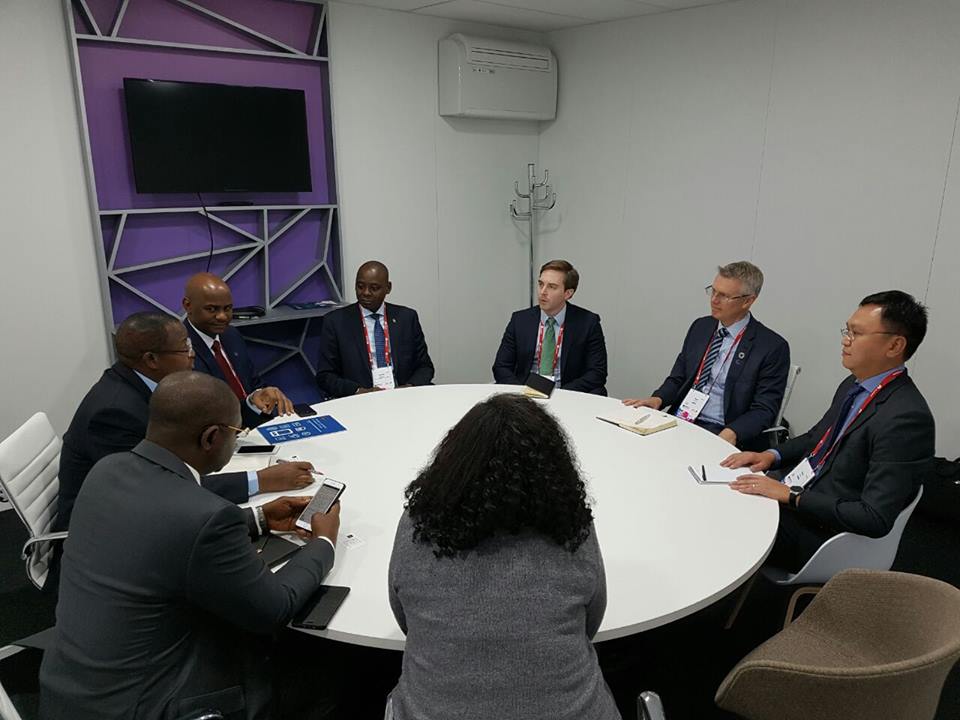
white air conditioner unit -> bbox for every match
[438,34,557,121]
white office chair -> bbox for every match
[0,675,24,720]
[761,364,801,446]
[762,485,923,627]
[637,690,666,720]
[0,412,67,590]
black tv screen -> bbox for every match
[123,78,312,194]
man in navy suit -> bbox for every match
[493,259,608,395]
[315,261,435,398]
[723,291,934,571]
[625,261,789,450]
[183,272,293,428]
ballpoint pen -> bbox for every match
[701,464,707,483]
[275,457,324,477]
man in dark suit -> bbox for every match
[57,312,315,535]
[625,261,789,449]
[493,259,608,395]
[315,261,435,398]
[183,272,294,428]
[723,290,935,571]
[41,371,341,720]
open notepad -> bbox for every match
[596,410,678,436]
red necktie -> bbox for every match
[212,339,247,401]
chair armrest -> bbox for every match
[762,426,786,434]
[637,690,666,720]
[22,532,68,559]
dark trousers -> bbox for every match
[767,505,835,573]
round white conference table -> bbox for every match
[243,384,778,651]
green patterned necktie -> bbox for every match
[539,317,557,376]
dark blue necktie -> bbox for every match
[695,327,728,391]
[371,313,387,367]
[808,382,862,474]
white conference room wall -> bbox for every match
[539,0,960,455]
[327,2,541,386]
[0,0,111,441]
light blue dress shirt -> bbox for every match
[529,304,567,387]
[769,365,906,468]
[134,370,259,496]
[699,313,751,426]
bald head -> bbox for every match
[355,261,391,311]
[182,272,234,337]
[147,371,241,474]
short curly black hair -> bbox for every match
[404,393,593,557]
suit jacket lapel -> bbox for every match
[113,362,153,404]
[350,303,373,385]
[559,304,578,378]
[819,374,904,476]
[185,322,222,380]
[519,307,541,375]
[385,303,402,378]
[723,317,755,403]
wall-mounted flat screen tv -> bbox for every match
[123,78,312,194]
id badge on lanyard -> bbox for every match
[677,326,745,423]
[361,307,395,389]
[535,322,565,381]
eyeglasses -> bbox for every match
[219,424,251,439]
[704,285,752,303]
[153,338,194,355]
[840,328,898,341]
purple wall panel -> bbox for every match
[226,251,266,307]
[85,0,121,35]
[110,213,258,269]
[268,211,326,298]
[74,0,340,401]
[110,280,165,321]
[118,1,270,52]
[184,0,319,54]
[284,273,335,305]
[77,42,335,210]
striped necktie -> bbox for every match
[695,327,729,392]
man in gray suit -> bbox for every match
[40,371,341,720]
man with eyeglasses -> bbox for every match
[722,291,934,571]
[183,272,295,427]
[57,313,315,552]
[624,261,789,450]
[41,371,341,720]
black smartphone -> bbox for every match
[236,445,277,455]
[292,585,350,630]
[294,403,317,417]
[524,371,556,398]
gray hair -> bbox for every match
[717,261,763,297]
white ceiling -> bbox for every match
[329,0,742,32]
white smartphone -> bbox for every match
[295,478,346,531]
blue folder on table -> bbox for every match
[257,416,346,443]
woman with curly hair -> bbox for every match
[384,393,621,720]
